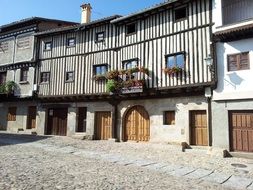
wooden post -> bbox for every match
[109,98,121,141]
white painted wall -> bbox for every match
[213,38,253,100]
[212,0,222,30]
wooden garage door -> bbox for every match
[27,106,36,129]
[229,111,253,152]
[47,108,68,136]
[190,110,208,146]
[124,106,150,142]
[95,112,112,140]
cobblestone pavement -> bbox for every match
[0,133,252,190]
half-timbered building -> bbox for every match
[212,0,253,153]
[35,0,214,145]
[0,17,76,132]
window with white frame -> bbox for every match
[44,41,52,51]
[66,71,74,82]
[96,32,105,42]
[67,38,76,47]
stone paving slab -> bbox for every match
[168,166,196,177]
[222,175,253,189]
[132,159,156,167]
[247,182,253,190]
[144,163,168,171]
[159,164,183,174]
[185,168,213,179]
[202,171,231,184]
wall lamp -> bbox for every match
[204,55,215,75]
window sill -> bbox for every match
[95,40,105,43]
[126,32,137,36]
[65,80,74,83]
[19,81,29,85]
[40,82,49,85]
[66,45,76,48]
[174,18,187,23]
[43,49,52,52]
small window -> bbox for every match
[17,37,30,50]
[40,72,50,83]
[166,53,185,68]
[20,68,28,82]
[0,41,9,53]
[66,71,74,82]
[8,107,17,121]
[228,52,250,71]
[44,42,52,51]
[96,32,105,42]
[0,72,6,85]
[67,38,76,47]
[126,23,136,35]
[164,111,175,125]
[174,7,187,21]
[93,65,108,75]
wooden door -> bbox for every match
[77,107,87,132]
[190,111,208,146]
[229,111,253,152]
[47,108,68,136]
[95,112,112,140]
[27,106,37,129]
[124,106,150,142]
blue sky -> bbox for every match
[1,0,164,26]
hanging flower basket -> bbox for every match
[93,75,106,81]
[163,66,183,75]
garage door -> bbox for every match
[94,112,112,140]
[190,110,208,146]
[47,108,68,136]
[229,111,253,152]
[124,105,150,142]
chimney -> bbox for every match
[80,3,92,24]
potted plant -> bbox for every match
[139,67,149,75]
[163,66,183,75]
[106,70,119,80]
[93,74,106,81]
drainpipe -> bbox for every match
[207,97,213,146]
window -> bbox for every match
[166,53,185,68]
[126,23,136,35]
[164,111,175,125]
[0,41,9,53]
[66,71,74,82]
[17,37,30,50]
[174,6,187,21]
[67,38,76,47]
[20,68,28,82]
[96,32,105,42]
[44,42,52,51]
[123,59,138,69]
[227,52,250,71]
[0,72,6,84]
[94,65,108,76]
[7,107,17,121]
[40,72,50,83]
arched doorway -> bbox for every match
[123,105,150,142]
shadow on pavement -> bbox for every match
[0,132,52,147]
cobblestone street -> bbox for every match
[0,133,252,190]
